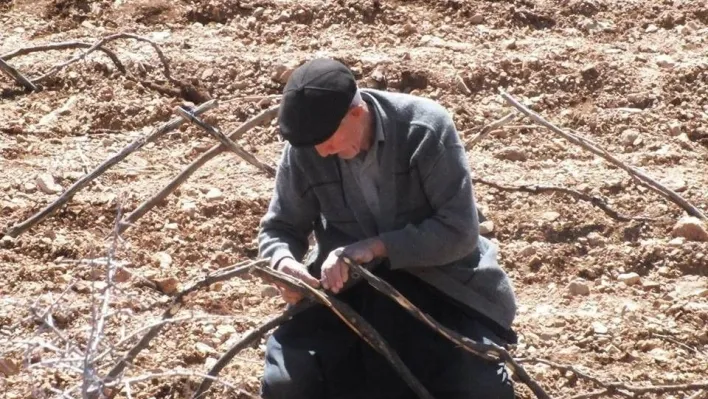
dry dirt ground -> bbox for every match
[1,0,707,398]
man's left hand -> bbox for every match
[320,238,386,293]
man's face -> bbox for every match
[314,107,364,159]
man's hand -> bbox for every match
[321,238,387,293]
[274,258,320,305]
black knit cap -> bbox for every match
[278,58,357,147]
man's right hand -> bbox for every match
[274,258,320,305]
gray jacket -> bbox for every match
[258,89,517,330]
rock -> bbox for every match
[645,24,659,33]
[470,14,484,24]
[691,288,708,298]
[568,280,590,296]
[216,324,237,339]
[201,68,215,80]
[504,39,517,50]
[657,266,672,277]
[454,74,471,95]
[261,285,280,298]
[671,216,708,242]
[182,201,197,217]
[618,272,641,286]
[479,221,494,234]
[621,129,640,146]
[592,321,608,334]
[581,64,599,80]
[195,342,216,355]
[164,222,179,231]
[23,182,36,193]
[542,211,560,222]
[272,61,300,84]
[494,146,527,161]
[205,188,223,202]
[519,245,537,257]
[155,277,179,294]
[0,236,15,248]
[668,237,684,246]
[664,178,687,193]
[656,55,676,69]
[153,252,173,268]
[586,232,606,247]
[0,358,19,376]
[36,174,62,194]
[114,268,131,283]
[668,122,681,136]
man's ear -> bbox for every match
[349,104,364,118]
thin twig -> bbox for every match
[33,32,175,84]
[175,106,276,177]
[1,41,126,74]
[652,333,707,358]
[103,260,263,383]
[341,257,551,399]
[0,57,38,91]
[472,177,652,222]
[3,100,218,239]
[117,105,279,234]
[192,302,310,398]
[464,112,517,150]
[499,89,707,221]
[251,265,434,399]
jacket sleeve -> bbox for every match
[258,148,319,268]
[378,116,480,269]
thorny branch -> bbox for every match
[251,265,435,399]
[117,105,279,234]
[103,260,264,385]
[1,41,126,75]
[499,89,707,221]
[521,358,708,398]
[472,177,654,222]
[339,255,551,399]
[3,100,218,239]
[32,32,177,84]
[0,57,38,91]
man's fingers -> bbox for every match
[339,259,349,286]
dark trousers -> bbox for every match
[261,268,515,399]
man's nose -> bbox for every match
[316,143,334,157]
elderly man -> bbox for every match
[258,58,517,399]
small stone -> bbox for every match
[668,122,681,136]
[164,222,179,231]
[153,252,173,268]
[114,268,131,283]
[0,358,19,376]
[657,266,672,277]
[618,272,641,286]
[201,68,215,80]
[181,201,197,217]
[592,321,608,334]
[155,277,180,294]
[205,188,223,202]
[216,324,237,339]
[0,236,15,248]
[479,221,494,234]
[455,74,471,95]
[645,24,659,33]
[621,129,640,146]
[586,232,606,247]
[671,216,708,242]
[272,61,299,84]
[519,245,537,257]
[23,182,36,193]
[581,64,599,80]
[656,55,676,69]
[542,212,561,222]
[494,146,527,161]
[261,285,280,298]
[568,280,590,296]
[36,174,62,194]
[56,274,72,284]
[504,39,517,50]
[195,342,216,355]
[470,14,484,24]
[690,288,708,298]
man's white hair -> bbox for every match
[349,89,363,108]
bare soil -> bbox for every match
[1,0,707,398]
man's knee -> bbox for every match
[260,335,324,399]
